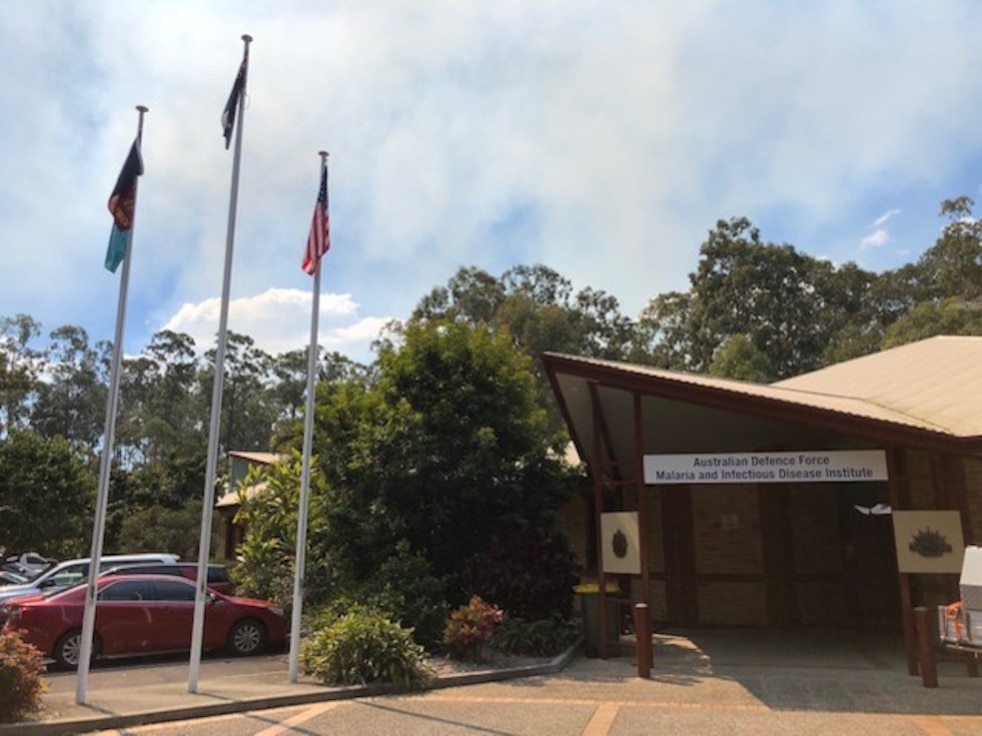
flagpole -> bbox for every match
[189,33,252,693]
[76,104,148,705]
[288,151,328,682]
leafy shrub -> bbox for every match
[231,539,295,611]
[232,452,331,611]
[301,597,383,639]
[0,628,47,722]
[443,595,504,662]
[115,501,210,560]
[460,527,579,622]
[362,542,449,651]
[300,608,433,688]
[490,617,578,657]
[305,544,449,652]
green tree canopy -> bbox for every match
[0,430,94,557]
[639,217,876,380]
[315,320,577,592]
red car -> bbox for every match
[3,574,286,669]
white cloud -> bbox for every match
[860,229,890,251]
[859,209,901,251]
[162,288,386,363]
[872,209,902,228]
[4,2,982,357]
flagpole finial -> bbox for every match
[242,34,253,43]
[136,105,148,113]
[318,150,329,160]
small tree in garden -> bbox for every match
[300,608,433,688]
[0,628,47,722]
[443,595,504,662]
[461,526,579,622]
[232,450,330,609]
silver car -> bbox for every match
[0,553,180,605]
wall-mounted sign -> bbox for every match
[600,511,641,575]
[892,510,964,574]
[644,450,888,485]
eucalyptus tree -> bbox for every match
[30,325,109,449]
[0,429,94,557]
[916,196,982,301]
[828,197,982,360]
[414,264,632,360]
[637,217,876,380]
[411,264,634,433]
[0,313,44,436]
[200,331,278,454]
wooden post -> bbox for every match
[887,448,919,676]
[914,606,938,688]
[635,602,651,678]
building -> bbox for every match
[214,451,281,559]
[544,335,982,669]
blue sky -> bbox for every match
[4,1,982,364]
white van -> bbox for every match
[0,553,179,603]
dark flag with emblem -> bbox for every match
[221,51,248,149]
[105,139,144,272]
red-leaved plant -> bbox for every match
[443,595,504,662]
[0,627,47,722]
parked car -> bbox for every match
[2,552,55,579]
[2,574,287,668]
[0,553,180,610]
[0,570,29,586]
[100,563,235,595]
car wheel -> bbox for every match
[54,629,98,670]
[227,618,266,656]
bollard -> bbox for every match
[635,602,651,678]
[914,606,938,688]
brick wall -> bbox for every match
[904,449,935,509]
[690,485,767,625]
[692,485,762,575]
[555,490,590,569]
[790,485,845,624]
[963,456,982,545]
[697,582,768,625]
[789,485,841,576]
[646,489,665,574]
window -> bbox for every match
[100,580,151,601]
[206,566,230,584]
[152,579,196,602]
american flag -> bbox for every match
[302,164,330,275]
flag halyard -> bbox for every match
[105,139,144,273]
[222,53,248,149]
[302,165,330,275]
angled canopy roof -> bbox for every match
[227,451,281,465]
[543,336,982,481]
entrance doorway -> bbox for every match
[837,483,900,631]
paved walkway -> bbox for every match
[2,629,981,735]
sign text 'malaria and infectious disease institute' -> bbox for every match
[644,450,888,485]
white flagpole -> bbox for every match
[188,33,252,693]
[288,151,328,682]
[76,104,148,705]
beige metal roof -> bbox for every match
[542,336,982,479]
[216,480,269,509]
[773,335,982,438]
[227,451,280,465]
